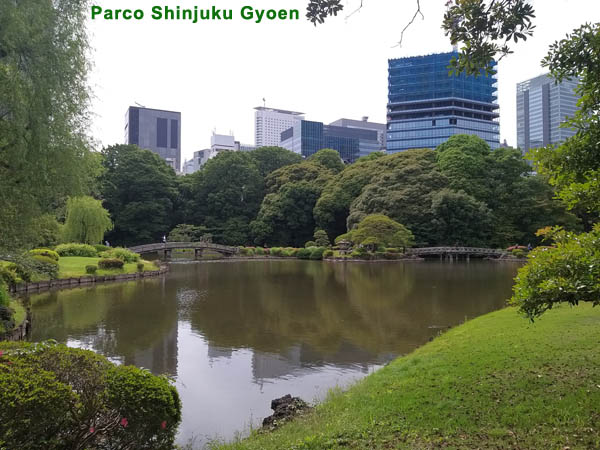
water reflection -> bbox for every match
[27,260,518,445]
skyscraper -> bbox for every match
[280,119,382,163]
[516,73,579,153]
[255,107,304,147]
[387,51,500,152]
[125,106,181,171]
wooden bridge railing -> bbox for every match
[406,247,506,257]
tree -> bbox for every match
[313,229,331,247]
[306,0,536,75]
[248,146,303,177]
[62,196,113,245]
[100,145,178,246]
[266,162,332,194]
[0,0,98,250]
[308,148,345,173]
[430,189,493,246]
[347,214,415,249]
[185,151,264,244]
[251,182,323,247]
[531,23,600,224]
[348,149,448,246]
[511,225,600,321]
[167,224,209,242]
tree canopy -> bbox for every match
[0,0,97,250]
[62,196,113,245]
[100,145,178,246]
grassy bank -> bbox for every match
[58,256,156,278]
[216,305,600,450]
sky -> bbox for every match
[87,0,600,164]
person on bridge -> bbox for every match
[162,235,167,244]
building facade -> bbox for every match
[387,51,500,152]
[125,106,181,171]
[280,119,382,163]
[516,73,579,153]
[255,107,304,147]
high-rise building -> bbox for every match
[387,51,500,152]
[280,119,382,163]
[329,117,387,151]
[516,73,579,153]
[255,107,304,147]
[125,106,181,171]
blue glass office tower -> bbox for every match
[281,120,381,163]
[387,51,500,152]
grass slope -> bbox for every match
[217,305,600,450]
[58,256,156,278]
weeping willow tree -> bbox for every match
[0,0,98,251]
[63,196,113,245]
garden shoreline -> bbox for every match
[8,264,169,295]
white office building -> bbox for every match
[255,107,304,147]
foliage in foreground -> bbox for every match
[216,305,600,450]
[0,341,181,450]
[511,225,600,320]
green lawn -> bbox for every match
[215,304,600,450]
[58,256,157,278]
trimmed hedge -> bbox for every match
[85,265,98,275]
[323,249,334,259]
[100,247,140,263]
[55,243,98,258]
[309,247,326,260]
[98,258,124,270]
[0,342,182,450]
[297,248,312,259]
[136,262,145,272]
[29,249,60,262]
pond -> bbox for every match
[27,260,519,446]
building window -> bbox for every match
[432,120,436,126]
[157,118,168,147]
[170,119,178,149]
[449,118,457,125]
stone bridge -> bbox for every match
[406,247,507,260]
[128,242,239,259]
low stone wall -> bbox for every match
[8,265,169,295]
[1,310,32,342]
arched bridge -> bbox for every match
[128,242,239,259]
[406,247,507,260]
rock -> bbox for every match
[262,394,310,429]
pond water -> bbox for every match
[27,260,519,446]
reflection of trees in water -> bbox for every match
[28,278,179,376]
[184,261,516,364]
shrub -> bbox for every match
[309,247,325,260]
[100,247,140,263]
[136,262,145,272]
[323,249,334,259]
[254,247,265,256]
[29,249,59,262]
[85,265,98,275]
[270,247,283,257]
[98,258,124,270]
[297,248,312,259]
[0,281,10,308]
[512,249,526,258]
[511,225,600,320]
[385,248,399,253]
[304,241,317,248]
[55,243,98,257]
[384,252,400,260]
[94,244,109,253]
[0,342,182,450]
[32,255,59,266]
[351,247,371,260]
[374,251,386,260]
[0,264,20,287]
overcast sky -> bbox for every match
[87,0,600,163]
